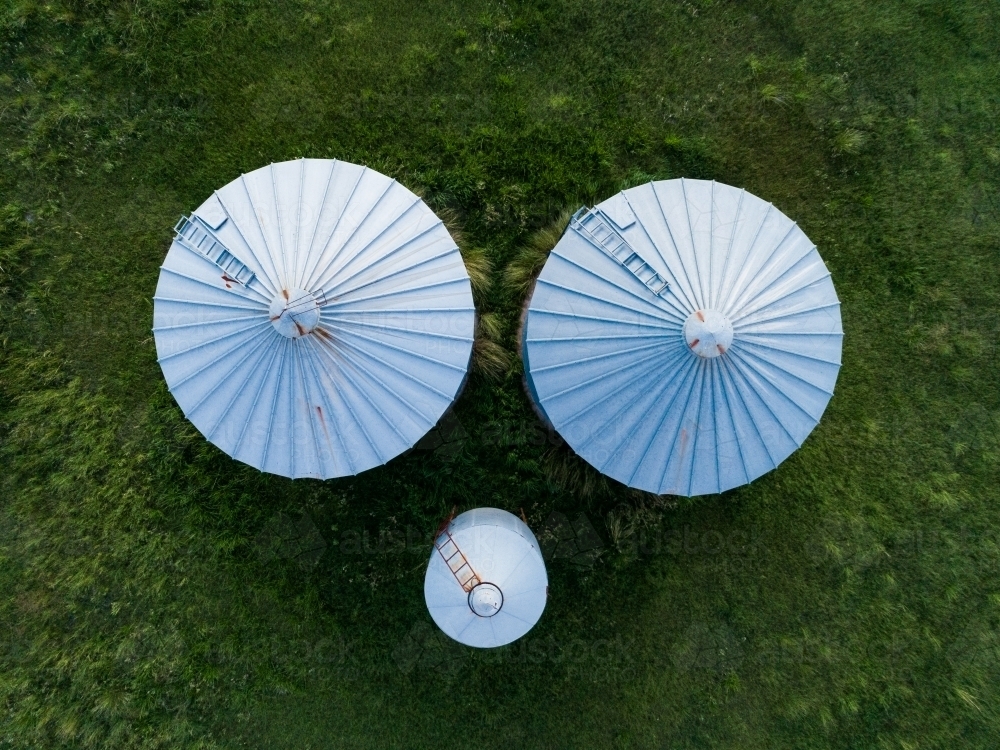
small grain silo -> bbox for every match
[424,508,548,648]
[521,179,843,496]
[152,159,476,479]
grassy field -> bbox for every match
[1,0,999,747]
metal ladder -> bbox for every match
[174,215,259,289]
[571,207,671,297]
[434,524,481,593]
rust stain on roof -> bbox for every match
[674,427,690,491]
[311,325,344,361]
[315,405,335,454]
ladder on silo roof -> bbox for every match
[434,513,481,593]
[174,215,260,290]
[571,207,671,297]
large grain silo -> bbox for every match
[521,179,842,496]
[153,159,475,479]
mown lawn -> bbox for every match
[1,0,999,747]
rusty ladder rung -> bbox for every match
[434,527,481,593]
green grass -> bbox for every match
[1,0,999,747]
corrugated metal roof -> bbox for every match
[153,159,475,479]
[425,508,548,648]
[523,179,843,496]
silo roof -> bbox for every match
[153,159,475,479]
[523,179,843,496]
[425,508,548,648]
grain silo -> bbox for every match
[424,508,548,648]
[153,159,475,479]
[521,179,842,496]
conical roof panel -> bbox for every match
[153,159,475,479]
[523,179,842,496]
[425,508,548,648]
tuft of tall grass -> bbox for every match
[435,205,466,249]
[461,246,493,296]
[477,310,505,342]
[432,204,493,295]
[504,209,572,295]
[540,440,611,499]
[833,128,867,155]
[473,312,511,380]
[472,338,511,380]
[758,83,788,107]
